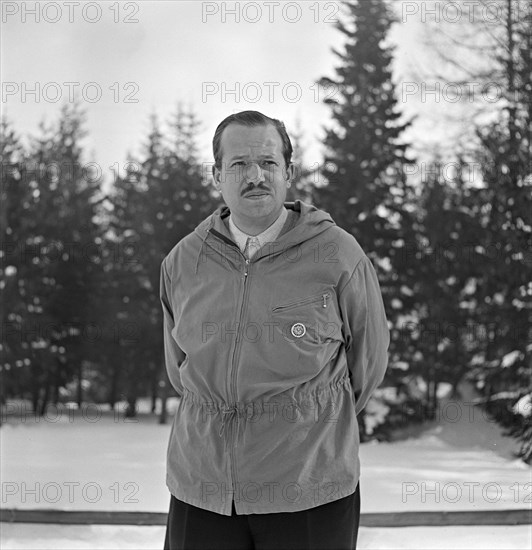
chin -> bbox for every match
[251,202,277,214]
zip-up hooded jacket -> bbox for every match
[160,200,390,516]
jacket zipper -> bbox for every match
[211,230,251,510]
[229,254,253,510]
[272,291,330,313]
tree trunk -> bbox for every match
[158,366,169,424]
[31,384,40,416]
[125,386,137,418]
[51,360,61,405]
[108,358,118,411]
[76,361,83,408]
[425,366,436,420]
[159,393,168,425]
[432,380,439,420]
[151,369,158,414]
[38,384,50,417]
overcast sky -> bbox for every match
[2,0,480,189]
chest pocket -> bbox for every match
[250,287,343,387]
[271,291,342,344]
[266,289,343,381]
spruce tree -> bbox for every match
[0,117,34,412]
[1,106,104,414]
[314,0,411,249]
[471,0,531,459]
[420,0,531,459]
[105,106,218,420]
[26,104,104,413]
[312,0,414,438]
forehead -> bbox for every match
[220,124,283,159]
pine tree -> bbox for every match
[313,0,414,311]
[421,0,531,459]
[102,114,164,418]
[314,0,411,241]
[312,0,414,438]
[400,160,483,418]
[104,106,218,420]
[460,0,531,461]
[97,151,145,413]
[0,117,34,414]
[24,103,104,414]
[153,105,219,422]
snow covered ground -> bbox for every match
[1,524,530,550]
[1,387,531,549]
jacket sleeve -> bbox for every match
[160,258,185,397]
[338,255,390,415]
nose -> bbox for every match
[245,163,265,185]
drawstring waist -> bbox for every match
[218,405,238,438]
[180,377,353,452]
[218,405,241,452]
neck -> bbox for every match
[232,208,283,236]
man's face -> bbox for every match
[213,124,293,229]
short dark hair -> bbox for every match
[212,110,293,170]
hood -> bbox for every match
[192,200,336,273]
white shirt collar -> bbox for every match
[228,207,288,257]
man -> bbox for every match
[160,110,390,550]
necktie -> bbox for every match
[244,237,260,259]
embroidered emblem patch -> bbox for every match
[290,322,306,338]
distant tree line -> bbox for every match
[1,0,530,462]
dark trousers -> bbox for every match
[163,484,360,550]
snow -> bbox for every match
[1,389,530,515]
[399,285,413,296]
[359,383,531,514]
[1,524,530,550]
[1,382,531,548]
[463,278,477,295]
[437,382,453,399]
[391,361,409,371]
[364,398,390,435]
[391,298,403,309]
[488,391,521,401]
[501,350,522,368]
[359,526,532,550]
[0,524,165,550]
[514,394,532,418]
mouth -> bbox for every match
[244,191,270,198]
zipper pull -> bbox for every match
[322,293,328,308]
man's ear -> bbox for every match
[285,162,296,183]
[212,165,221,189]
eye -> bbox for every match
[262,160,277,166]
[231,161,245,167]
